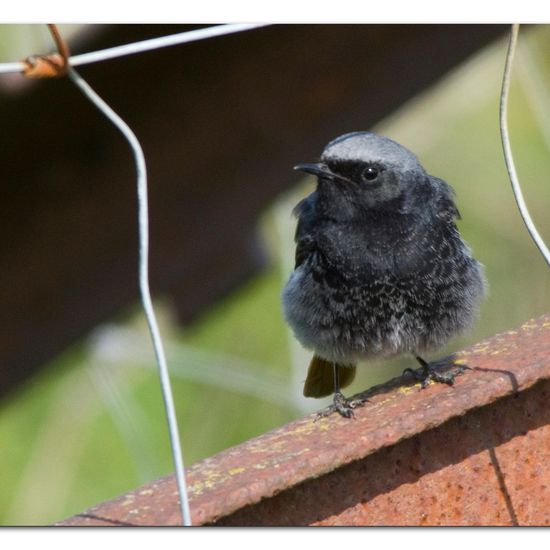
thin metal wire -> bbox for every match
[0,61,25,74]
[499,23,550,267]
[67,67,192,526]
[0,24,269,75]
[47,23,70,66]
[70,23,269,67]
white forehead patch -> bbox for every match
[321,131,423,173]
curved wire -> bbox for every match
[499,23,550,267]
[67,67,192,526]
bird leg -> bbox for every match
[404,355,468,388]
[315,363,365,420]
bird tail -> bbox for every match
[303,355,356,398]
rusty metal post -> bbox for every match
[58,314,550,526]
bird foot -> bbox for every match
[314,392,366,420]
[403,357,469,389]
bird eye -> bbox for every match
[361,165,378,182]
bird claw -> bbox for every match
[314,392,366,420]
[403,359,469,389]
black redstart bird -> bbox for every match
[282,131,486,418]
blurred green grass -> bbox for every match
[0,26,549,525]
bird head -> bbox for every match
[294,132,428,220]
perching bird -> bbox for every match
[281,132,486,418]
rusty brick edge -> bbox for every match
[57,313,550,526]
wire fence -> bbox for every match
[0,24,270,74]
[499,24,550,267]
[0,22,270,527]
[0,22,548,526]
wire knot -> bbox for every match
[22,53,68,78]
[22,24,70,79]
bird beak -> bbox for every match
[293,163,333,178]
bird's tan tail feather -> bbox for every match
[303,355,356,398]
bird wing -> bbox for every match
[294,235,316,269]
[292,192,318,269]
[430,176,461,221]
